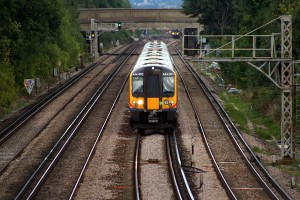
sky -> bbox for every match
[129,0,183,8]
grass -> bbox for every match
[252,145,273,156]
[220,92,281,140]
[194,60,281,140]
[221,95,249,133]
[192,62,300,191]
[0,98,28,120]
[221,91,300,187]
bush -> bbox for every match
[0,61,18,115]
[250,87,281,121]
[100,30,132,51]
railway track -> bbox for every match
[171,45,292,200]
[1,39,294,199]
[134,129,194,200]
[15,44,138,199]
[0,45,124,143]
[0,44,140,199]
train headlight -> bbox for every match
[164,100,169,105]
[137,99,143,105]
[132,100,137,107]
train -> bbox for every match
[129,41,177,130]
[171,29,181,39]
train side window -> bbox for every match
[163,76,174,97]
[132,76,143,96]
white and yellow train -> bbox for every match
[129,41,177,129]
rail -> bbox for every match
[14,45,138,199]
[174,46,291,199]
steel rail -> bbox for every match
[133,130,188,200]
[171,129,195,200]
[14,44,138,200]
[176,47,275,198]
[166,131,183,200]
[0,46,125,145]
[183,58,292,199]
[175,46,291,200]
[0,45,132,175]
[134,131,141,200]
[68,46,137,199]
[171,55,237,200]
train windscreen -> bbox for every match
[163,76,174,97]
[132,76,143,96]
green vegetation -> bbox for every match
[100,30,134,52]
[184,0,300,139]
[221,91,281,140]
[183,0,300,58]
[0,0,131,119]
[252,146,273,156]
[183,0,300,85]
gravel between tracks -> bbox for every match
[176,72,229,200]
[191,62,300,200]
[73,83,136,199]
[1,44,300,199]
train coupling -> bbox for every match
[148,111,158,123]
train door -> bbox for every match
[144,68,162,111]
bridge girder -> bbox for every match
[79,8,200,31]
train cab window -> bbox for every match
[163,76,174,97]
[132,76,143,96]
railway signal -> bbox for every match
[117,22,122,30]
[91,30,96,39]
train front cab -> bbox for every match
[129,67,177,129]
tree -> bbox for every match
[0,0,134,116]
[182,0,236,35]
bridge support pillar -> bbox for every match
[280,15,293,158]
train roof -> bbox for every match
[133,41,173,71]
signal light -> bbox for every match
[117,22,122,30]
[91,31,95,39]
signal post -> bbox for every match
[87,19,121,59]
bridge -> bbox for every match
[79,10,299,159]
[78,8,200,31]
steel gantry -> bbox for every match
[87,19,119,58]
[280,16,293,158]
[183,15,296,158]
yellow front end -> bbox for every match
[147,98,159,110]
[129,74,144,110]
